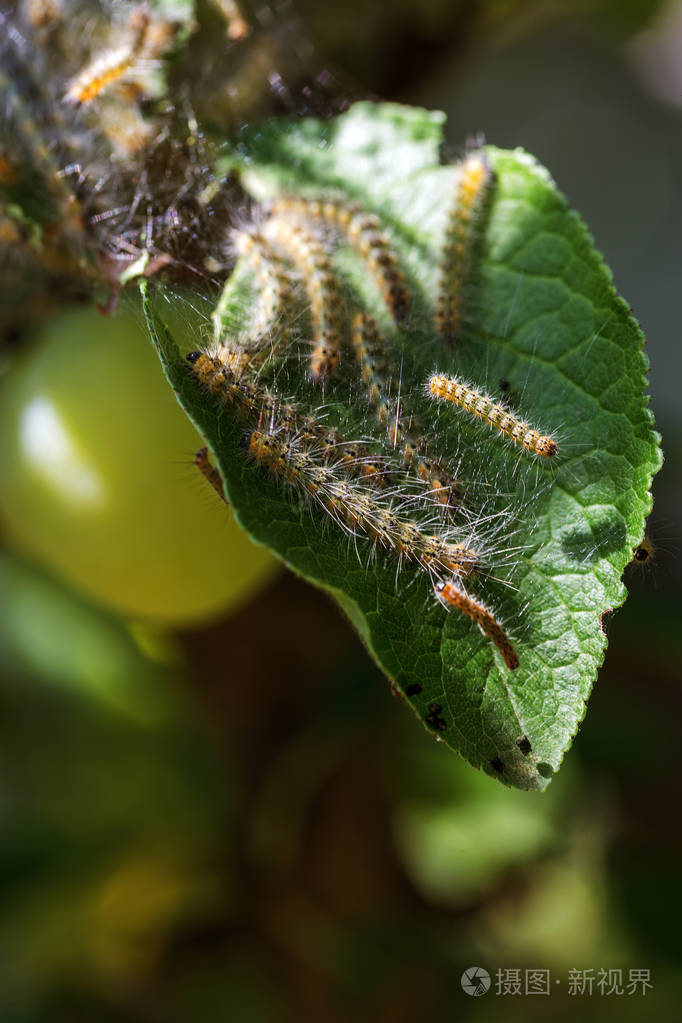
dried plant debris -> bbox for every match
[0,0,351,319]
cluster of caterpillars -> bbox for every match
[0,0,314,305]
[1,4,561,728]
[0,2,190,272]
[187,154,559,679]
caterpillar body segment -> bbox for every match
[270,195,409,326]
[63,9,152,106]
[228,229,299,367]
[428,373,557,457]
[351,310,391,425]
[404,439,462,509]
[64,46,140,106]
[436,151,493,342]
[261,213,344,381]
[351,312,461,508]
[391,412,462,509]
[63,6,182,108]
[195,446,227,503]
[215,342,253,379]
[435,579,519,671]
[246,429,479,578]
[186,349,387,486]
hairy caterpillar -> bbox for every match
[64,9,152,106]
[246,428,479,578]
[194,446,227,502]
[351,313,461,507]
[435,579,519,670]
[436,151,493,341]
[261,213,344,380]
[270,195,409,326]
[225,229,299,369]
[186,349,388,486]
[428,373,557,457]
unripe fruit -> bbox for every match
[0,301,277,624]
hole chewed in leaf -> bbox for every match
[516,736,532,756]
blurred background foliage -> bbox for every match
[1,0,681,1018]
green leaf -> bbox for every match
[143,102,661,790]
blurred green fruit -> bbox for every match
[0,300,277,624]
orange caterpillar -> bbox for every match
[428,373,557,457]
[270,195,409,326]
[64,8,158,106]
[194,447,227,503]
[436,151,493,341]
[435,579,519,671]
[246,429,479,578]
[261,213,344,381]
